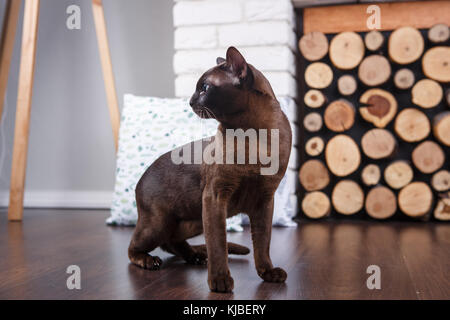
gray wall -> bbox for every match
[0,0,174,199]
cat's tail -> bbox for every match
[192,242,250,255]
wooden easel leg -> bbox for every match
[8,0,40,221]
[92,0,120,151]
[0,0,21,120]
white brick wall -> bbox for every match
[175,74,202,97]
[173,1,242,26]
[174,26,217,49]
[174,49,224,74]
[172,0,297,99]
[239,46,296,75]
[174,47,296,76]
[244,0,293,22]
[218,21,296,49]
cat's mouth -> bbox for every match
[193,106,216,119]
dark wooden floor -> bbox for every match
[0,209,448,300]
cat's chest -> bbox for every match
[227,178,276,213]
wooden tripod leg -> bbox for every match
[92,0,120,151]
[0,0,21,119]
[8,0,40,221]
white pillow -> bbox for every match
[107,94,297,229]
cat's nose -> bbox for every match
[189,96,194,107]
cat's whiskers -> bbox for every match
[203,107,217,119]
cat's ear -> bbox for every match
[216,57,226,65]
[226,47,247,79]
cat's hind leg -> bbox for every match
[161,241,208,265]
[161,220,207,265]
[128,207,172,270]
[128,229,163,270]
[162,220,250,265]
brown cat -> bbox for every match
[128,47,292,293]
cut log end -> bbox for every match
[366,95,390,117]
[337,75,357,96]
[304,89,326,108]
[384,161,414,189]
[361,128,397,160]
[388,26,424,65]
[412,79,443,109]
[361,164,381,186]
[325,135,361,177]
[299,159,330,192]
[299,31,329,61]
[395,108,430,143]
[324,100,355,132]
[303,112,323,132]
[433,112,450,146]
[360,89,397,128]
[412,140,445,174]
[358,55,391,87]
[302,191,331,219]
[399,182,433,218]
[422,46,450,83]
[305,62,333,89]
[434,192,450,221]
[432,170,450,192]
[365,186,397,220]
[394,68,415,90]
[428,23,450,43]
[332,180,364,215]
[305,136,325,156]
[365,30,384,51]
[329,31,365,70]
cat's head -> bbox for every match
[189,47,275,122]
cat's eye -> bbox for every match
[201,83,210,93]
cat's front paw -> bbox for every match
[141,255,162,270]
[145,255,162,270]
[260,267,287,283]
[208,274,234,293]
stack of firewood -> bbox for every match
[298,24,449,221]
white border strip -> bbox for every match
[0,190,112,209]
